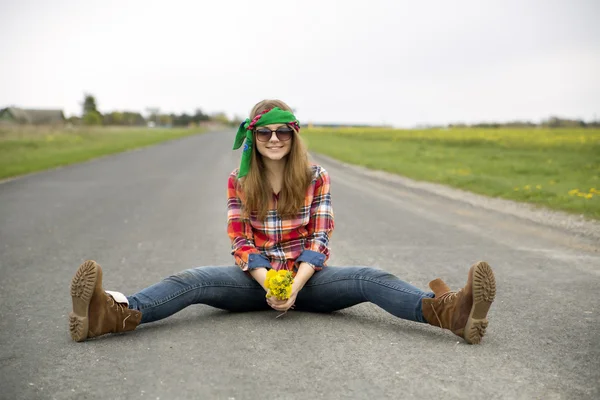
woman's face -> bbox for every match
[254,123,293,161]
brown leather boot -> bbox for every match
[69,260,141,342]
[422,261,496,344]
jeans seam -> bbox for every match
[304,275,426,297]
[141,282,262,310]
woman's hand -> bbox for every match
[267,289,298,312]
[266,262,316,312]
[250,267,296,311]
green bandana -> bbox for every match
[232,107,299,178]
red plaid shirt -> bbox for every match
[227,164,334,273]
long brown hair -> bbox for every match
[238,99,313,220]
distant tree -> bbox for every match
[103,111,124,125]
[158,114,172,126]
[123,112,145,126]
[111,111,124,125]
[81,93,103,126]
[211,112,231,125]
[587,120,600,128]
[472,122,501,128]
[171,113,192,127]
[169,109,234,127]
[83,111,102,125]
[541,116,586,128]
[503,120,537,128]
[82,94,99,116]
[193,108,210,123]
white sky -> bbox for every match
[1,0,599,127]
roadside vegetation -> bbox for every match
[0,126,205,180]
[302,127,600,219]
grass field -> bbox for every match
[0,126,206,180]
[302,127,600,220]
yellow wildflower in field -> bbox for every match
[524,185,531,190]
[264,269,294,300]
[536,185,542,189]
[590,188,600,194]
[514,187,520,191]
[568,189,580,196]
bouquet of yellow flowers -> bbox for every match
[264,269,294,300]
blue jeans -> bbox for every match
[127,266,435,324]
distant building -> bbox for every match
[0,107,65,125]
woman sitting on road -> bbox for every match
[68,99,496,344]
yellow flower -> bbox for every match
[568,189,579,196]
[524,185,531,190]
[585,193,593,199]
[264,269,277,289]
[536,185,542,190]
[265,269,294,300]
[514,187,520,191]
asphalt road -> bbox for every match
[1,130,598,400]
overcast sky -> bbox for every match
[1,0,598,127]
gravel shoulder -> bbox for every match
[311,152,600,246]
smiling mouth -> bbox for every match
[267,147,283,149]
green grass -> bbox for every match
[302,127,600,220]
[0,126,206,180]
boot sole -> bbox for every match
[69,260,100,342]
[464,261,496,344]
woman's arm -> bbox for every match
[293,262,316,293]
[295,166,335,270]
[249,267,269,291]
[227,173,271,272]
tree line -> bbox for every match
[72,94,236,127]
[74,93,599,129]
[447,117,600,129]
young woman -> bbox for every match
[69,99,496,344]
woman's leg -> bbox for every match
[294,262,497,344]
[128,266,269,324]
[69,260,268,342]
[294,266,434,323]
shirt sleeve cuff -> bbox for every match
[247,253,272,270]
[296,250,326,269]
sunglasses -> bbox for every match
[254,126,294,142]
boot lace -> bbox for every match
[107,296,131,329]
[439,289,461,304]
[429,289,462,328]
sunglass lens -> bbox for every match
[255,129,272,142]
[276,127,293,141]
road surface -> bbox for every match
[1,130,598,399]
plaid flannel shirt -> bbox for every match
[227,164,334,273]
